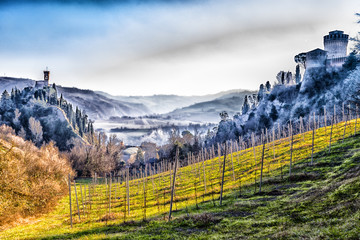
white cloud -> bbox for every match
[0,0,359,95]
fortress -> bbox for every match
[295,30,349,69]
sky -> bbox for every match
[0,0,359,96]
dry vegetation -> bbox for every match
[0,124,72,227]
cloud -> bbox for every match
[0,0,359,95]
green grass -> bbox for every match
[1,119,360,239]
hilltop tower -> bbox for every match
[324,30,349,67]
[43,67,50,86]
[35,67,50,89]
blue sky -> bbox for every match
[0,0,359,96]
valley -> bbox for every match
[0,76,254,146]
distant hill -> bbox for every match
[0,77,35,92]
[165,90,256,123]
[97,89,256,115]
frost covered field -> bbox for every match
[94,117,215,145]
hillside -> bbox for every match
[212,58,360,144]
[0,83,94,150]
[0,77,151,120]
[56,86,151,120]
[1,116,359,239]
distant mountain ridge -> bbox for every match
[96,89,255,115]
[1,77,255,123]
[0,77,35,92]
[56,86,151,120]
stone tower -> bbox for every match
[43,67,50,86]
[35,68,50,89]
[324,30,349,67]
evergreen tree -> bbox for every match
[257,84,265,102]
[270,105,278,121]
[295,64,301,84]
[11,88,15,101]
[265,81,271,92]
[343,51,359,71]
[276,71,286,85]
[59,93,64,107]
[285,71,293,84]
[242,95,250,115]
[1,90,10,100]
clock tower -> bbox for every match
[43,67,50,86]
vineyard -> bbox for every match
[1,109,360,239]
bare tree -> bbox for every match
[29,117,43,145]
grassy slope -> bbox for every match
[1,119,360,239]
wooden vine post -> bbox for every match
[219,145,227,206]
[88,184,91,211]
[126,167,130,216]
[342,105,348,143]
[230,141,235,181]
[73,180,81,221]
[202,149,207,195]
[143,168,147,221]
[324,106,327,133]
[80,184,85,217]
[251,133,257,192]
[289,124,294,176]
[329,113,334,153]
[259,137,266,193]
[168,148,179,221]
[272,127,282,179]
[311,113,316,165]
[217,143,222,173]
[68,174,72,227]
[108,172,112,215]
[355,105,358,135]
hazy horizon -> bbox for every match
[0,0,359,96]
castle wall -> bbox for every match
[305,49,327,69]
[326,57,348,68]
[35,80,49,89]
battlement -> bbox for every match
[324,30,349,41]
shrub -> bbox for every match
[0,124,73,226]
